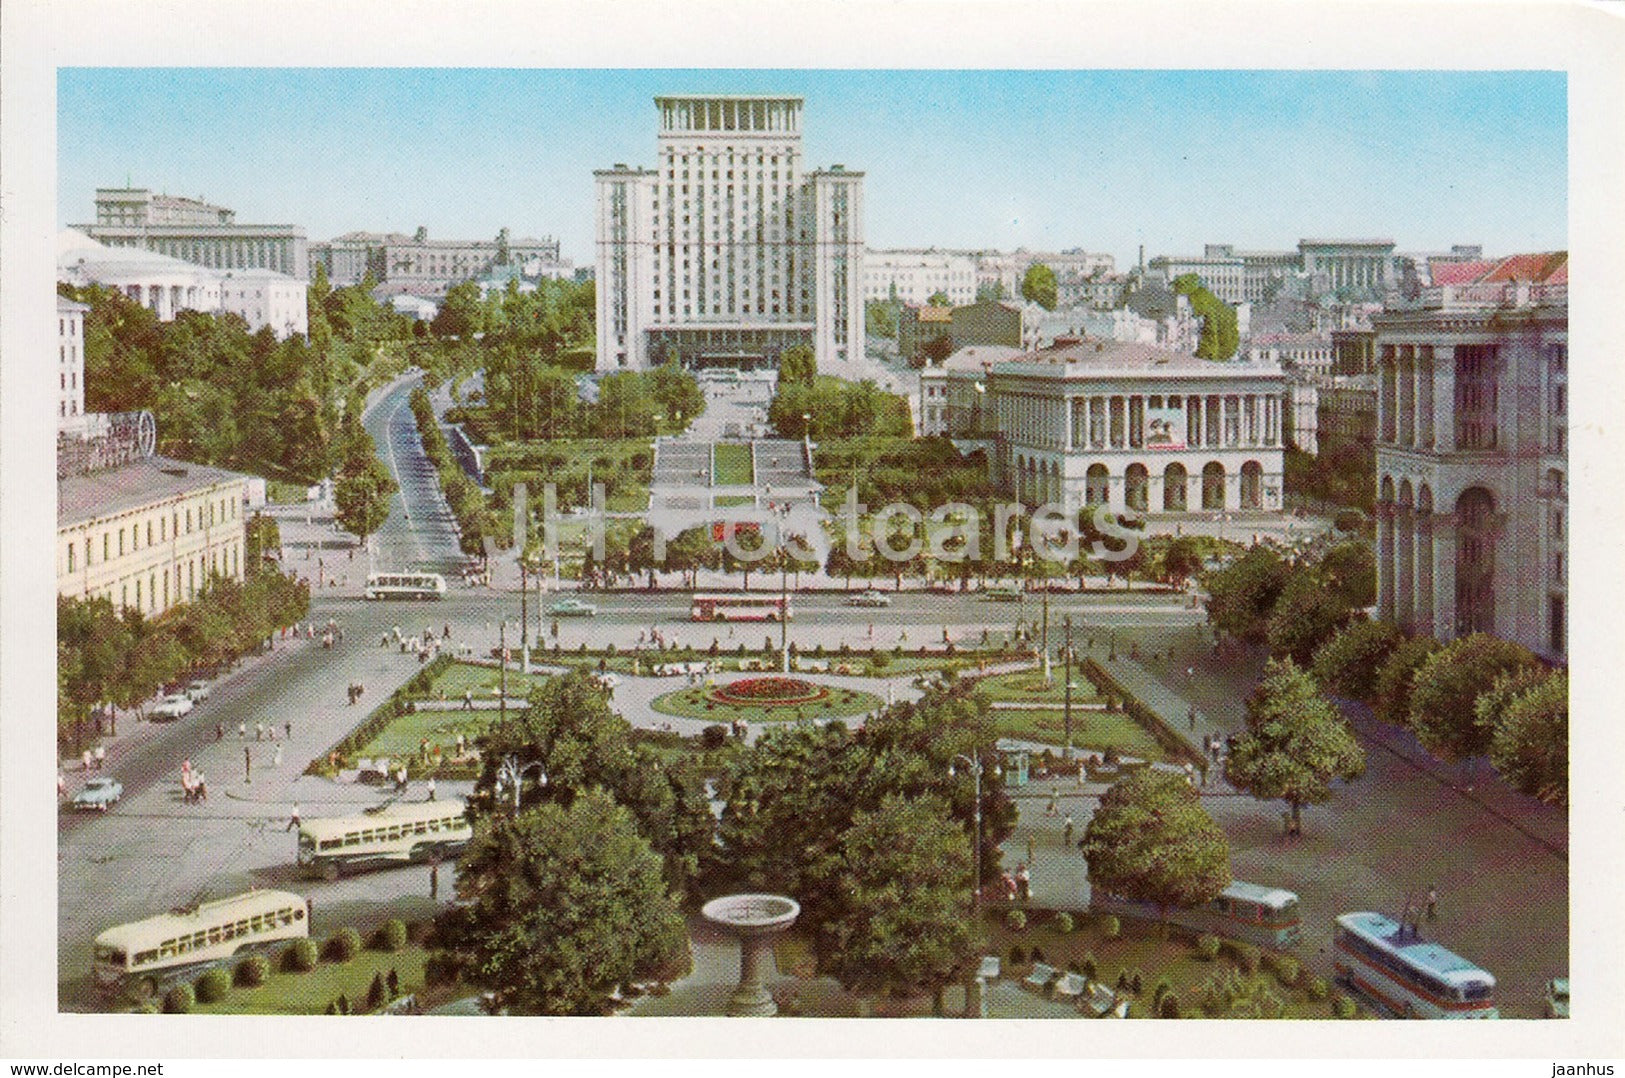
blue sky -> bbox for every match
[58,69,1566,266]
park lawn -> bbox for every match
[352,708,492,763]
[650,684,882,724]
[984,911,1363,1020]
[712,443,754,486]
[267,479,309,505]
[417,661,551,702]
[713,494,756,508]
[992,709,1166,761]
[195,944,430,1015]
[974,668,1105,706]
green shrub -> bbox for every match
[163,983,195,1014]
[194,968,230,1004]
[1270,954,1301,988]
[1054,912,1074,934]
[324,927,363,963]
[131,1002,159,1014]
[1193,934,1221,960]
[1151,979,1172,1007]
[1332,995,1357,1019]
[1306,976,1330,1001]
[234,955,270,987]
[336,993,350,1015]
[699,725,728,751]
[1099,915,1120,940]
[1224,939,1261,973]
[423,952,461,987]
[1158,992,1181,1019]
[1129,967,1144,994]
[1005,909,1027,932]
[281,938,317,973]
[1029,946,1046,964]
[366,972,387,1011]
[324,1001,337,1015]
[374,918,408,952]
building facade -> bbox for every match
[1298,239,1396,296]
[918,344,1023,438]
[219,270,309,339]
[58,296,88,427]
[595,95,865,372]
[974,250,1115,304]
[58,447,249,619]
[1372,252,1566,663]
[864,249,977,306]
[76,187,308,281]
[898,302,954,365]
[1148,249,1247,305]
[310,229,567,292]
[983,340,1287,515]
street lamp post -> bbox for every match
[949,752,999,910]
[1063,615,1075,759]
[519,559,530,676]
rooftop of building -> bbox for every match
[655,94,803,103]
[57,295,90,313]
[220,268,302,284]
[937,344,1024,372]
[992,338,1281,378]
[58,453,250,528]
[58,229,219,279]
[1404,251,1567,311]
[1298,238,1396,248]
[906,303,954,323]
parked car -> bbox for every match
[150,694,195,721]
[845,589,892,608]
[547,597,597,617]
[1544,977,1569,1018]
[71,776,123,812]
[185,680,211,702]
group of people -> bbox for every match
[180,759,210,803]
[80,745,106,772]
[996,863,1033,903]
[346,683,365,706]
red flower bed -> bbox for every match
[709,677,830,706]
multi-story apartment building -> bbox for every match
[310,229,567,292]
[1148,248,1247,305]
[864,249,977,306]
[1372,252,1566,663]
[58,296,89,428]
[974,249,1116,305]
[981,339,1287,515]
[75,187,308,281]
[595,95,865,372]
[57,413,250,618]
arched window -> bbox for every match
[1456,487,1496,636]
[1163,463,1187,512]
[1085,464,1110,506]
[1125,464,1149,512]
[1240,461,1263,509]
[1202,462,1226,510]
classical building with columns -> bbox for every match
[75,187,308,281]
[982,339,1287,516]
[595,94,865,372]
[1298,239,1396,297]
[1372,252,1566,663]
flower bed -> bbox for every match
[708,677,829,706]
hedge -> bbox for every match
[163,983,195,1014]
[194,968,231,1004]
[325,927,364,963]
[235,954,270,987]
[281,938,318,972]
[1079,658,1203,767]
[374,918,408,952]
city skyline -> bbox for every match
[58,68,1566,270]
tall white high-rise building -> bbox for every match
[595,94,864,372]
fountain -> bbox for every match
[700,893,802,1016]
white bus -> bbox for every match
[297,798,473,879]
[364,572,447,600]
[1332,911,1498,1018]
[1091,880,1303,950]
[93,889,310,1003]
[690,593,791,622]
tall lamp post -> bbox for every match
[1062,615,1075,759]
[773,504,792,673]
[949,752,999,909]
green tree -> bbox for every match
[1079,770,1231,924]
[1372,635,1440,727]
[778,344,817,387]
[822,795,978,1015]
[1488,670,1567,804]
[1311,619,1404,704]
[244,513,282,576]
[1159,536,1205,588]
[334,452,396,547]
[1172,274,1240,361]
[1318,542,1378,609]
[1266,574,1356,668]
[646,362,705,431]
[926,291,952,308]
[435,789,689,1015]
[976,281,1007,303]
[1020,263,1058,310]
[432,281,485,340]
[1407,633,1537,761]
[919,334,954,367]
[1204,545,1290,644]
[1225,658,1366,835]
[865,300,899,339]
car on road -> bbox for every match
[1544,977,1569,1018]
[71,777,123,812]
[185,680,211,702]
[981,585,1022,602]
[547,597,597,617]
[150,694,195,721]
[845,589,892,608]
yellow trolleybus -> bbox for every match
[93,889,310,1003]
[297,798,473,879]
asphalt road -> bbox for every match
[364,374,466,578]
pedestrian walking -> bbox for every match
[243,746,252,783]
[427,777,436,802]
[462,690,473,712]
[285,720,292,740]
[1016,863,1031,902]
[274,743,283,768]
[82,749,93,772]
[94,745,106,770]
[1188,705,1197,730]
[1063,815,1075,847]
[429,862,439,901]
[286,803,301,832]
[1426,886,1439,921]
[1025,835,1035,864]
[255,722,264,742]
[1046,789,1058,817]
[195,772,208,802]
[1186,665,1194,680]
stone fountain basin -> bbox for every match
[701,893,801,936]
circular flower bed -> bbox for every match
[708,676,830,706]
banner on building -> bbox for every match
[1144,403,1186,450]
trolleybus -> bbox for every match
[1332,911,1498,1018]
[297,798,473,879]
[690,593,791,622]
[364,572,446,600]
[93,889,310,1003]
[1090,880,1303,949]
